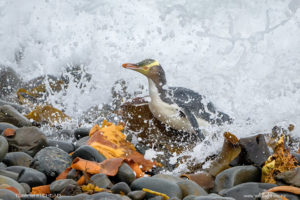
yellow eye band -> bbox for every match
[146,61,160,68]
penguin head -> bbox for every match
[122,59,166,85]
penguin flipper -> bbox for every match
[182,107,205,141]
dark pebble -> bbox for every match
[86,192,122,200]
[18,167,47,187]
[55,193,90,200]
[0,136,8,162]
[90,173,113,188]
[0,188,20,200]
[230,134,270,167]
[4,127,47,157]
[176,180,207,197]
[3,152,33,167]
[47,140,75,153]
[74,128,90,140]
[111,182,131,195]
[75,136,89,147]
[128,190,146,200]
[0,105,31,127]
[71,145,106,162]
[31,147,72,181]
[50,179,78,194]
[20,182,31,194]
[131,177,182,199]
[0,169,18,180]
[214,165,260,192]
[115,163,136,184]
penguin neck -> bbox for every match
[148,78,171,104]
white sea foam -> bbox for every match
[0,0,299,172]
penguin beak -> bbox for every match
[122,63,139,70]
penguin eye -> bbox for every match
[143,66,149,70]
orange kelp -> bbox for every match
[262,135,298,183]
[87,120,159,177]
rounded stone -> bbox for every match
[47,140,75,154]
[75,136,89,147]
[0,105,31,127]
[0,122,17,135]
[0,136,8,162]
[184,194,235,200]
[50,179,78,194]
[214,165,260,192]
[153,174,183,183]
[4,127,47,157]
[0,188,20,200]
[31,147,72,180]
[3,152,33,167]
[20,182,31,194]
[74,128,90,140]
[0,175,26,194]
[127,190,146,200]
[115,163,136,184]
[86,192,122,200]
[18,167,47,187]
[0,66,22,97]
[71,145,106,162]
[176,180,207,198]
[0,169,19,180]
[131,177,182,199]
[55,193,90,200]
[111,182,131,195]
[0,162,6,169]
[19,194,51,199]
[6,166,28,174]
[90,173,113,189]
[219,182,277,200]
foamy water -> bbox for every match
[0,0,299,172]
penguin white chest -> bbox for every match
[148,80,195,132]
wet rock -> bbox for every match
[177,180,207,198]
[0,162,6,169]
[0,174,26,194]
[0,169,18,180]
[55,193,90,200]
[75,136,89,147]
[3,127,47,157]
[66,168,79,180]
[260,191,282,200]
[60,183,82,196]
[6,166,28,174]
[181,172,214,192]
[31,147,72,180]
[20,194,51,200]
[0,105,31,127]
[117,195,131,200]
[214,165,260,193]
[18,167,47,187]
[131,177,182,199]
[0,100,30,114]
[86,192,122,200]
[0,188,20,200]
[111,182,131,195]
[183,194,235,200]
[230,134,271,167]
[0,136,8,162]
[275,167,300,187]
[20,182,31,194]
[219,182,276,200]
[71,145,105,162]
[153,174,183,183]
[0,66,22,98]
[148,197,164,200]
[47,140,75,154]
[50,179,78,194]
[127,190,146,200]
[3,152,33,167]
[90,173,113,188]
[115,163,136,184]
[0,122,17,134]
[74,128,90,140]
